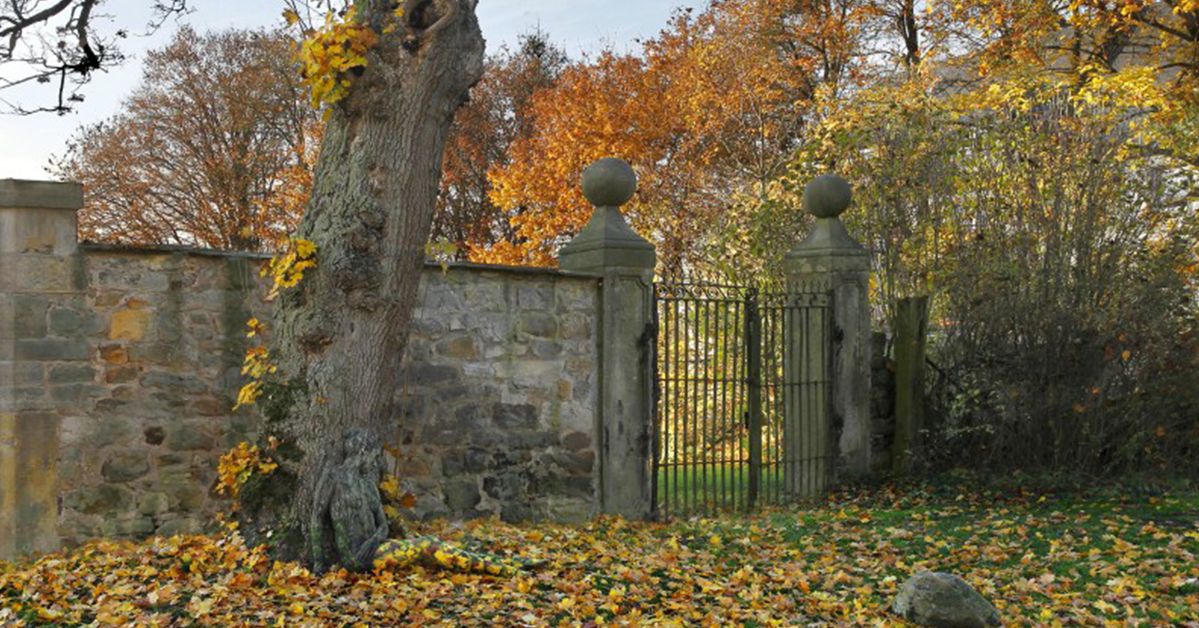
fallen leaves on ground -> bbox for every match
[1,485,1196,625]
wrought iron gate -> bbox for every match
[652,280,832,518]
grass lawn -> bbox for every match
[1,481,1196,625]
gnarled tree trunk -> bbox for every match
[247,0,484,571]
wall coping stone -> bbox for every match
[0,179,83,210]
[78,243,602,281]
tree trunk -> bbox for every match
[248,0,484,571]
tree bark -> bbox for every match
[250,0,484,570]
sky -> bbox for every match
[0,0,699,180]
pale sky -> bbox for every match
[0,0,699,180]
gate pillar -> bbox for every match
[785,175,872,485]
[559,158,656,519]
[1,179,84,559]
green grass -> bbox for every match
[655,462,827,515]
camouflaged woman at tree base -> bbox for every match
[309,428,544,575]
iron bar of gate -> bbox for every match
[651,291,661,518]
[745,288,762,509]
[652,280,831,517]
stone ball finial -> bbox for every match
[803,174,852,219]
[581,158,637,208]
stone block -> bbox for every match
[435,335,477,359]
[109,307,152,341]
[48,363,96,384]
[0,411,60,557]
[165,423,215,451]
[493,403,537,429]
[102,451,150,483]
[506,430,557,449]
[483,472,525,502]
[0,362,43,386]
[101,515,156,538]
[536,474,593,499]
[516,283,553,310]
[556,281,598,313]
[98,344,128,364]
[139,491,172,515]
[0,254,76,293]
[462,283,505,312]
[520,312,558,338]
[157,517,201,537]
[48,307,96,337]
[531,340,562,359]
[409,363,458,386]
[4,295,48,338]
[442,477,481,511]
[14,338,88,361]
[104,364,140,384]
[141,371,207,394]
[534,496,592,523]
[65,484,134,515]
[561,431,591,451]
[559,313,592,339]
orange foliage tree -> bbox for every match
[478,0,908,273]
[433,30,567,258]
[53,27,319,251]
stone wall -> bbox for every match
[6,242,600,549]
[394,265,599,523]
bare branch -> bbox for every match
[0,0,191,114]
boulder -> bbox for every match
[892,571,1001,628]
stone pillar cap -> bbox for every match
[581,158,637,208]
[559,158,655,273]
[0,179,83,210]
[803,174,851,218]
[789,174,866,259]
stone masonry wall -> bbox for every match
[17,245,598,547]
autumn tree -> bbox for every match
[480,0,904,274]
[52,27,317,250]
[432,29,566,259]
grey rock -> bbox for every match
[494,403,537,429]
[521,312,558,338]
[410,363,458,386]
[892,572,1001,628]
[561,431,591,451]
[48,363,96,384]
[483,472,525,501]
[500,503,533,523]
[157,517,201,537]
[442,478,481,511]
[48,307,95,336]
[9,294,48,337]
[102,451,151,483]
[166,423,215,451]
[516,284,553,310]
[506,430,557,449]
[138,492,171,515]
[15,338,89,360]
[66,485,134,515]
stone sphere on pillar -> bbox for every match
[581,158,637,208]
[803,174,852,219]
